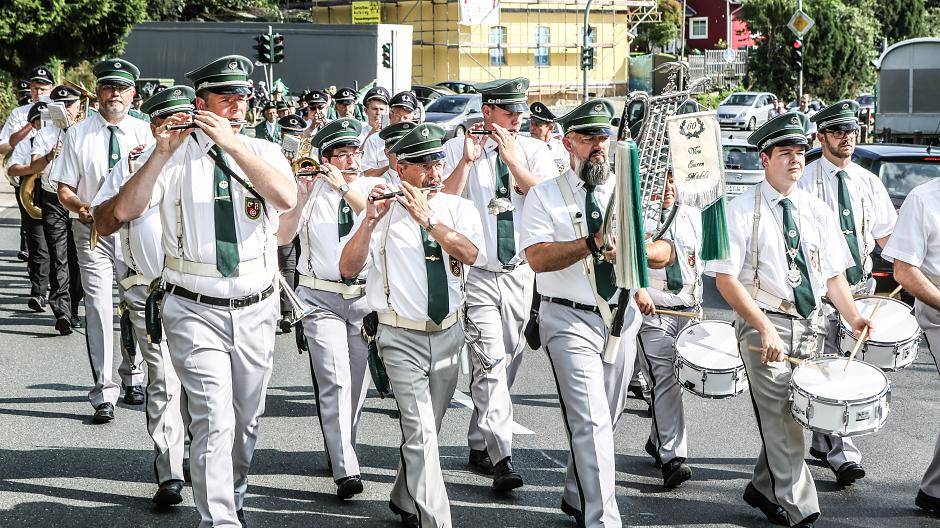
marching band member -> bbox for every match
[0,65,54,155]
[705,112,871,528]
[442,77,556,490]
[90,85,195,508]
[253,100,281,143]
[881,176,940,517]
[339,123,484,528]
[634,173,702,489]
[377,121,418,186]
[104,55,295,528]
[798,99,896,486]
[332,87,360,120]
[303,90,330,137]
[361,91,418,177]
[360,86,390,143]
[521,99,673,527]
[528,101,568,174]
[50,59,151,422]
[276,117,382,499]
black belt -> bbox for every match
[762,309,801,320]
[541,295,616,315]
[166,282,275,309]
[657,305,693,311]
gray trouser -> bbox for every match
[297,286,371,481]
[539,300,640,528]
[73,220,144,407]
[637,312,693,464]
[120,282,186,484]
[465,265,532,462]
[916,302,940,497]
[378,322,463,528]
[738,311,825,525]
[163,292,276,528]
[810,311,861,471]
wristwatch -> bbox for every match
[338,183,350,196]
[425,214,439,232]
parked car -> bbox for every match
[722,136,764,198]
[717,92,776,130]
[435,81,478,94]
[422,94,484,140]
[857,93,875,111]
[520,115,563,139]
[807,143,940,296]
[412,84,456,107]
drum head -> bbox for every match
[792,357,888,401]
[675,320,741,370]
[841,296,918,343]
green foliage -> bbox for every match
[694,84,746,110]
[741,0,881,103]
[146,0,281,21]
[876,0,928,44]
[635,0,683,50]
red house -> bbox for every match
[685,0,755,50]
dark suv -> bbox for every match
[807,144,940,296]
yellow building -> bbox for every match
[311,0,659,104]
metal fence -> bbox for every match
[688,49,748,87]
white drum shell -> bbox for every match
[674,320,748,399]
[838,296,922,371]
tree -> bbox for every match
[634,0,683,51]
[146,0,281,22]
[876,0,927,44]
[741,0,881,102]
[0,0,148,77]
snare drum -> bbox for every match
[674,320,748,398]
[789,356,890,437]
[838,295,922,371]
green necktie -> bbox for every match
[210,145,240,277]
[836,170,863,285]
[662,209,684,293]
[421,228,449,324]
[337,197,353,238]
[779,198,816,318]
[495,155,515,265]
[584,184,617,300]
[107,125,120,170]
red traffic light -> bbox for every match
[793,40,802,49]
[273,33,284,44]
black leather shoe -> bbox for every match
[560,498,585,528]
[836,461,865,485]
[55,316,73,336]
[278,317,293,334]
[916,489,940,516]
[123,385,145,405]
[492,456,524,492]
[743,482,788,526]
[17,250,28,262]
[645,438,663,468]
[236,508,247,527]
[28,296,46,312]
[468,448,494,475]
[389,500,419,528]
[70,314,82,328]
[793,513,819,527]
[336,475,364,499]
[152,479,184,506]
[808,446,828,464]
[92,402,114,424]
[662,458,692,489]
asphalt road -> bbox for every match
[0,184,938,528]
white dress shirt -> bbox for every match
[882,179,940,277]
[50,112,153,204]
[520,169,617,306]
[0,103,33,145]
[149,130,293,298]
[6,132,36,173]
[442,133,556,270]
[358,192,485,321]
[798,156,897,277]
[91,146,164,281]
[296,176,383,281]
[360,131,388,171]
[30,125,65,193]
[645,205,703,308]
[704,181,854,308]
[546,136,569,174]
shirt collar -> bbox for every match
[759,180,791,208]
[95,111,134,134]
[819,154,854,178]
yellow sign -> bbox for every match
[352,1,381,24]
[787,10,815,38]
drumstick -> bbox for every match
[844,284,904,371]
[747,345,804,366]
[655,308,700,318]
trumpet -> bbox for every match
[277,275,316,324]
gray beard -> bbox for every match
[99,101,127,121]
[577,157,610,186]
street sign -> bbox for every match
[787,10,815,38]
[723,48,736,64]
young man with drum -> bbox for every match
[634,173,702,489]
[880,179,940,516]
[705,112,872,528]
[798,100,897,486]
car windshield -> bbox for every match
[724,94,757,106]
[723,145,762,170]
[426,96,468,114]
[857,95,874,106]
[879,159,940,197]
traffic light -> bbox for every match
[792,39,803,72]
[254,34,273,64]
[272,33,285,63]
[381,43,392,69]
[581,46,595,70]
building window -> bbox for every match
[535,26,550,67]
[689,17,708,40]
[490,26,507,67]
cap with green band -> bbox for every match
[557,99,615,136]
[389,123,446,163]
[311,118,363,151]
[379,122,418,149]
[475,77,529,113]
[185,55,253,95]
[140,85,195,120]
[747,112,809,152]
[93,58,140,87]
[811,99,860,132]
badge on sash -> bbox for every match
[809,246,820,273]
[687,251,696,268]
[449,258,462,277]
[245,197,262,220]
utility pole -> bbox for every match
[582,0,594,102]
[797,0,803,100]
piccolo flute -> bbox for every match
[368,185,444,202]
[165,119,247,131]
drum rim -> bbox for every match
[790,355,890,403]
[790,381,891,406]
[839,295,919,342]
[675,319,742,371]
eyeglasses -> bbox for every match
[824,129,858,139]
[330,151,363,161]
[99,84,133,95]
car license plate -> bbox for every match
[727,184,749,195]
